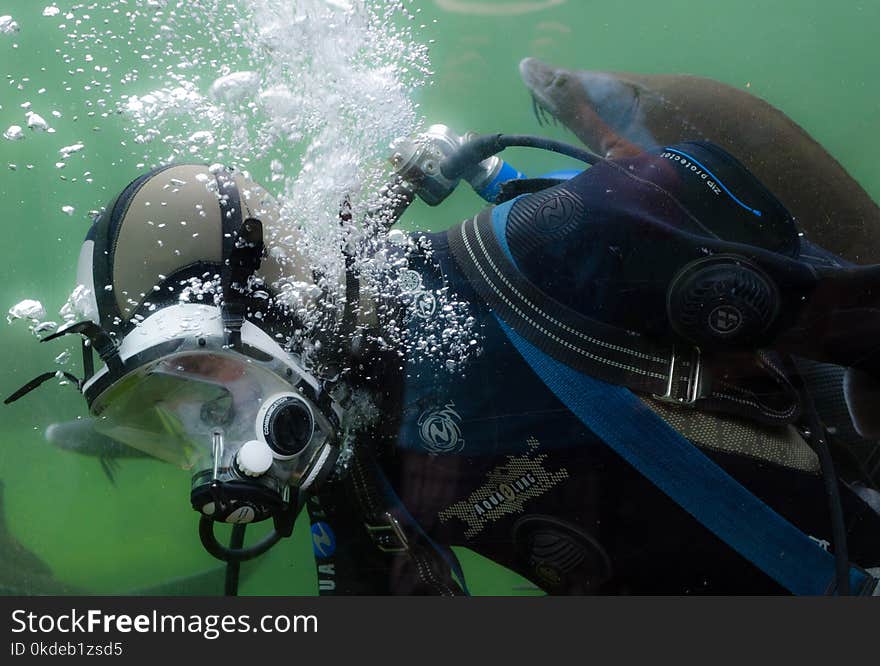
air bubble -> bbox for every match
[25,112,50,131]
[188,130,215,145]
[3,125,24,141]
[208,71,260,103]
[59,143,84,158]
[0,15,19,34]
[7,300,46,324]
[33,321,58,336]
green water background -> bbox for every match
[0,0,877,595]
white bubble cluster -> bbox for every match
[0,15,19,35]
[59,285,96,323]
[25,112,50,132]
[177,274,222,306]
[208,71,260,103]
[59,143,85,159]
[3,125,24,141]
[7,300,46,325]
[21,0,482,384]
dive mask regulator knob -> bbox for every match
[235,440,274,477]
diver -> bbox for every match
[6,126,880,595]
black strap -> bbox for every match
[339,197,360,340]
[449,209,705,397]
[42,320,123,376]
[82,338,95,380]
[4,371,81,404]
[216,172,263,350]
[5,319,128,405]
[348,442,466,595]
[448,209,800,423]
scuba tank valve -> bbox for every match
[389,124,525,205]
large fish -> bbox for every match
[519,57,880,265]
[45,418,151,484]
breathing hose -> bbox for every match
[200,517,284,564]
[790,362,852,595]
[440,133,603,182]
[224,524,247,596]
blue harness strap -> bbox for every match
[499,319,873,595]
[485,205,875,595]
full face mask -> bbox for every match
[5,163,344,562]
[84,304,341,560]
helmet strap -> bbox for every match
[216,170,264,350]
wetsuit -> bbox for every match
[307,143,880,595]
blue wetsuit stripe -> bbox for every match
[490,197,522,270]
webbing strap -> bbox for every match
[497,307,873,595]
[350,443,469,595]
[448,204,804,423]
[448,206,703,401]
[466,200,875,594]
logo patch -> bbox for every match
[438,437,569,538]
[226,505,256,524]
[418,403,465,454]
[412,291,436,319]
[311,521,337,559]
[708,305,743,335]
[534,191,581,233]
[398,269,423,293]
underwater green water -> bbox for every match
[0,0,878,595]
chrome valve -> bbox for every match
[389,124,505,206]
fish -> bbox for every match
[519,58,880,488]
[0,478,242,595]
[45,418,151,484]
[519,57,880,265]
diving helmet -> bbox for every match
[12,163,345,561]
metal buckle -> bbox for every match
[365,512,410,553]
[653,346,703,405]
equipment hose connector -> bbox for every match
[388,125,510,206]
[388,125,603,206]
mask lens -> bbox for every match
[264,397,314,457]
[200,392,234,426]
[91,354,238,467]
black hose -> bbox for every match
[440,133,603,182]
[808,423,852,595]
[224,524,247,596]
[199,517,283,563]
[794,373,852,595]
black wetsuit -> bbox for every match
[308,143,880,595]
